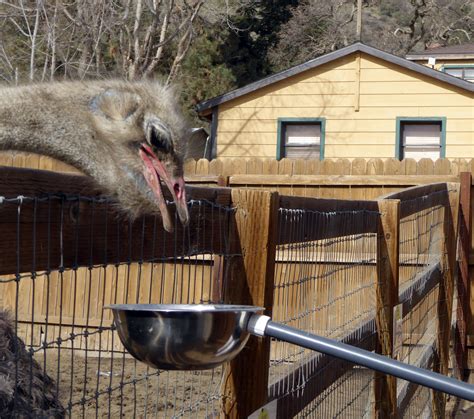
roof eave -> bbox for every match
[196,42,474,114]
[357,44,474,91]
[407,54,474,60]
[195,43,361,113]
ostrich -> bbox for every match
[0,80,192,416]
[0,311,64,418]
[0,79,190,232]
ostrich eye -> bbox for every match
[147,122,172,153]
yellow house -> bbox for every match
[196,43,474,160]
[406,43,474,82]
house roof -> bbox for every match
[406,43,474,60]
[196,42,474,115]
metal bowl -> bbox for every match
[107,304,263,370]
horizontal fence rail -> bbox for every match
[0,167,235,275]
[263,182,461,418]
[381,182,460,417]
[269,196,380,418]
[0,167,240,418]
[0,161,469,418]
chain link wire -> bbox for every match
[0,194,237,418]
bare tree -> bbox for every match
[268,0,360,71]
[393,0,473,53]
[1,0,44,81]
[268,0,473,70]
[120,0,205,83]
[0,0,233,84]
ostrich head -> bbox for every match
[89,82,189,232]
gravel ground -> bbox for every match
[38,351,224,418]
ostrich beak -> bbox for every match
[139,144,189,232]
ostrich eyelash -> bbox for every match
[149,127,171,152]
[146,119,172,153]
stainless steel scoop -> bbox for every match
[107,304,474,401]
[108,304,262,370]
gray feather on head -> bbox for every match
[0,80,191,232]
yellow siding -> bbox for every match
[445,145,474,157]
[218,118,474,133]
[217,144,277,158]
[411,59,474,71]
[216,52,474,159]
[326,145,395,158]
[359,81,463,94]
[218,106,474,120]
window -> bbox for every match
[396,118,446,161]
[277,118,325,160]
[442,66,474,82]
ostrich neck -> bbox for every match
[0,90,115,183]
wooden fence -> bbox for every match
[185,156,474,379]
[248,183,459,418]
[0,153,470,418]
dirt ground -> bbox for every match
[450,372,474,419]
[38,351,466,418]
[39,351,224,418]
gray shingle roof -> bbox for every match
[406,43,474,58]
[196,43,474,114]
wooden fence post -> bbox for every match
[222,189,279,418]
[433,182,460,418]
[211,175,231,302]
[455,172,471,379]
[374,199,400,418]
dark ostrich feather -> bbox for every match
[0,311,64,418]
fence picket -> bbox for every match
[374,199,400,417]
[0,157,470,417]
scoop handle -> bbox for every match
[247,314,474,402]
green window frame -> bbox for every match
[277,118,326,161]
[440,65,474,82]
[395,117,447,160]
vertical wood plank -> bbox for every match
[262,159,279,175]
[222,189,279,418]
[383,158,403,175]
[337,158,352,175]
[403,158,417,175]
[246,158,263,175]
[278,158,293,175]
[433,181,460,417]
[434,158,451,175]
[354,52,361,111]
[212,175,229,303]
[0,151,14,166]
[231,158,247,176]
[292,159,307,175]
[374,199,399,418]
[417,158,434,175]
[451,159,470,176]
[351,158,366,175]
[183,158,197,175]
[455,172,471,379]
[196,158,210,175]
[208,158,224,176]
[38,155,55,171]
[305,159,321,175]
[367,158,384,176]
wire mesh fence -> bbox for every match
[387,184,459,417]
[268,202,381,417]
[0,167,464,419]
[264,183,460,418]
[397,204,444,415]
[0,192,238,418]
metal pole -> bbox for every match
[356,0,362,41]
[247,315,474,401]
